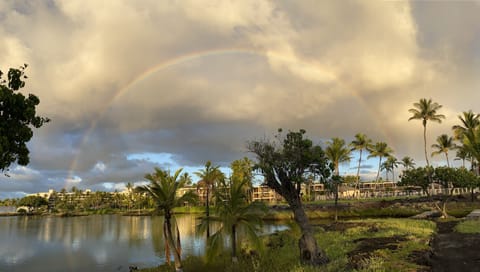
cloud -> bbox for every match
[0,1,478,196]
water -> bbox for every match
[0,214,287,272]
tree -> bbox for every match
[452,110,480,141]
[462,127,480,175]
[350,133,372,198]
[194,161,225,238]
[454,146,470,169]
[433,167,476,218]
[248,129,332,265]
[408,98,445,166]
[325,137,351,221]
[17,195,48,208]
[399,166,433,197]
[230,157,254,202]
[0,65,49,172]
[400,156,415,170]
[368,142,393,183]
[137,168,198,271]
[452,111,480,170]
[382,156,399,182]
[431,134,456,167]
[198,177,266,262]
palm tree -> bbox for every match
[455,146,470,168]
[408,98,445,166]
[462,127,480,175]
[230,157,254,202]
[198,177,266,263]
[382,156,399,182]
[125,182,134,211]
[401,156,415,170]
[350,133,372,197]
[452,110,480,140]
[368,142,393,183]
[195,161,225,238]
[325,138,351,221]
[452,110,480,169]
[137,168,198,271]
[431,134,456,167]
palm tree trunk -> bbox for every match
[163,222,171,265]
[165,215,183,271]
[423,123,430,166]
[445,152,450,168]
[206,187,210,238]
[356,149,363,199]
[375,156,382,183]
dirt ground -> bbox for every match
[430,220,480,272]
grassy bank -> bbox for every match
[455,219,480,234]
[140,218,435,272]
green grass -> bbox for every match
[455,219,480,233]
[140,218,435,272]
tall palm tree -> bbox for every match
[194,161,225,238]
[408,98,445,166]
[368,142,393,182]
[431,134,456,167]
[350,133,372,196]
[198,177,266,262]
[137,168,198,271]
[325,138,351,221]
[401,156,415,170]
[230,157,254,202]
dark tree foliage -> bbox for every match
[0,65,49,172]
[248,129,332,265]
[17,195,48,208]
[399,166,433,196]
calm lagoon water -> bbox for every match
[0,214,287,272]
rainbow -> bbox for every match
[66,48,395,184]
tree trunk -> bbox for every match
[165,214,183,271]
[356,149,363,199]
[290,198,329,265]
[232,224,238,262]
[445,152,450,168]
[375,156,382,183]
[423,123,430,167]
[205,187,210,238]
[334,183,338,222]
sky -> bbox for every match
[1,0,480,199]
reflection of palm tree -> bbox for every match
[198,178,266,262]
[368,142,393,182]
[431,134,455,167]
[408,98,445,166]
[350,133,372,196]
[195,161,225,238]
[137,168,198,271]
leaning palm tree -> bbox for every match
[368,142,393,183]
[137,168,198,272]
[431,134,456,167]
[350,133,372,197]
[325,138,351,221]
[408,98,445,166]
[198,177,266,263]
[194,161,225,238]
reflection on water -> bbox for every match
[0,214,287,272]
